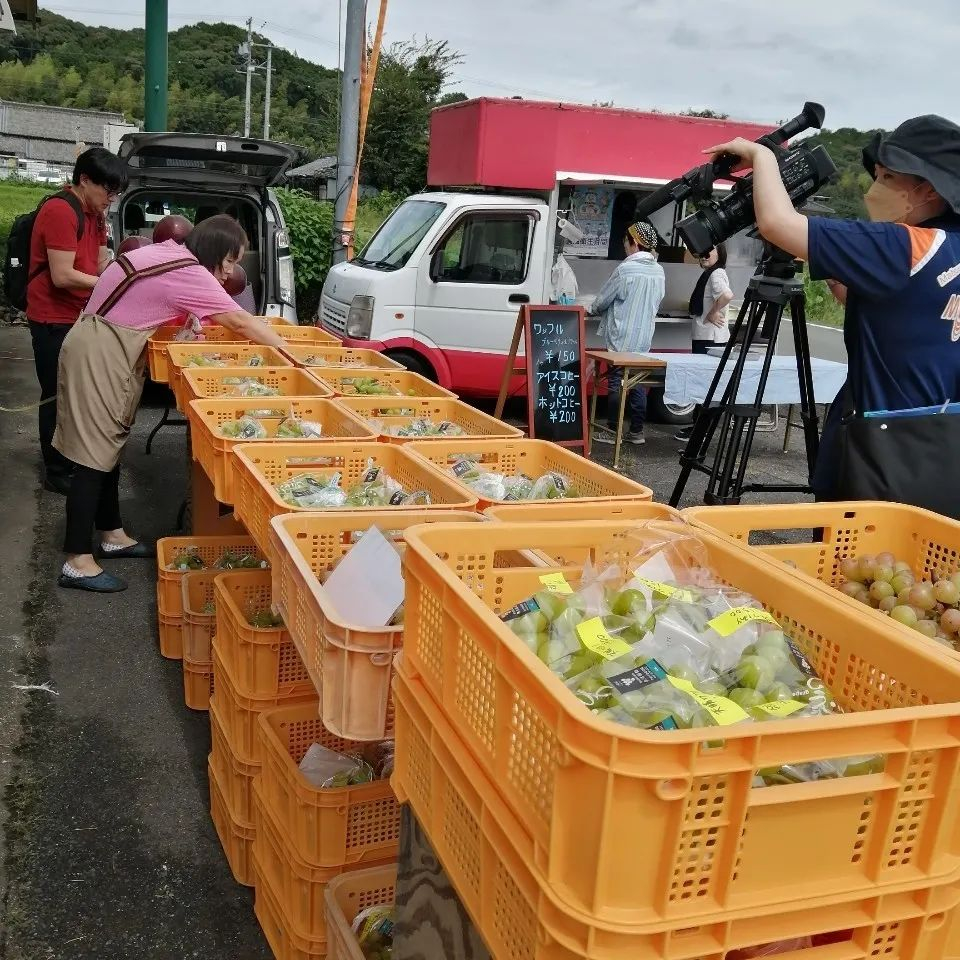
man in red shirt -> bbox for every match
[27,147,127,494]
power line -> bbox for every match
[261,20,340,51]
[46,5,247,21]
[444,73,559,100]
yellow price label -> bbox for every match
[753,699,805,719]
[666,675,750,726]
[576,617,633,661]
[632,575,694,603]
[539,572,573,595]
[708,606,780,638]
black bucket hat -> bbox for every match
[862,115,960,214]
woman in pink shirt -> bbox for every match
[53,214,286,593]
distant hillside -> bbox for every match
[0,12,887,209]
[0,11,463,193]
[805,127,885,219]
[0,13,338,161]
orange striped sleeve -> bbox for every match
[901,225,946,275]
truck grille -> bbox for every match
[320,296,347,334]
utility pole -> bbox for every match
[144,0,169,132]
[332,0,366,264]
[242,16,253,137]
[262,46,273,141]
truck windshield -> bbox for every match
[354,200,445,270]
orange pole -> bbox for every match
[345,0,387,258]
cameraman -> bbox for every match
[705,116,960,505]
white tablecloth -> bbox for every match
[649,352,848,406]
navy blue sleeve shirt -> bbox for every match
[807,215,960,414]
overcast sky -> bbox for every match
[43,0,960,131]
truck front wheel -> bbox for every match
[646,387,695,426]
[384,350,436,382]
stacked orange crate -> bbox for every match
[394,517,960,960]
[253,703,401,958]
[155,536,266,660]
[208,570,316,887]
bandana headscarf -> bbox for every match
[627,220,658,251]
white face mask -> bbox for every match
[864,180,929,223]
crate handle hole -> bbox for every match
[656,778,692,800]
[926,912,947,930]
[371,652,393,666]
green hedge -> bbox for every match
[276,187,393,322]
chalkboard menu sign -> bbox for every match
[523,305,589,450]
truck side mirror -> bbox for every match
[429,248,443,282]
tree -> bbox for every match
[804,127,884,220]
[681,108,730,119]
[361,39,463,194]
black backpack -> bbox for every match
[4,191,84,311]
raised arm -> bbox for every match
[700,138,809,261]
[208,310,287,348]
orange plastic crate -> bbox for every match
[407,437,654,509]
[337,395,523,443]
[324,865,396,960]
[183,655,215,711]
[187,397,375,505]
[269,510,482,740]
[274,325,341,345]
[949,908,960,960]
[257,702,401,867]
[211,697,260,824]
[208,758,256,887]
[253,779,395,942]
[147,323,247,383]
[394,664,960,960]
[211,645,317,765]
[166,343,292,411]
[180,366,333,408]
[157,608,183,660]
[156,535,265,619]
[213,571,314,698]
[281,344,405,370]
[181,570,220,663]
[484,501,680,522]
[401,519,960,929]
[232,441,479,557]
[254,853,327,960]
[311,368,455,399]
[683,501,960,663]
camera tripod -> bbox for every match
[669,247,821,507]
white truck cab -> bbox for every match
[321,98,773,414]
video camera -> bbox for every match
[636,102,837,256]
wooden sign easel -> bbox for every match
[494,305,589,453]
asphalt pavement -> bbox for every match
[0,324,270,960]
[0,322,816,959]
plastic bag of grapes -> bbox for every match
[530,470,581,500]
[504,524,885,781]
[225,378,279,398]
[219,415,268,439]
[353,905,394,960]
[344,463,404,507]
[276,415,324,439]
[449,456,537,502]
[169,547,204,571]
[275,473,349,508]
